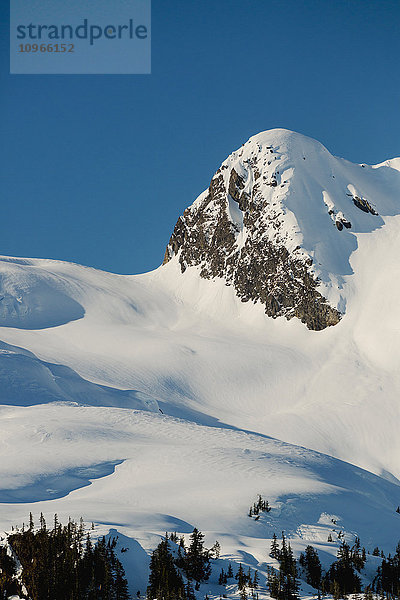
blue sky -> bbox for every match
[0,0,399,274]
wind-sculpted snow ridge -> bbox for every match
[164,129,400,329]
[0,257,85,328]
[0,339,159,410]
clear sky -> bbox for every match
[0,0,399,274]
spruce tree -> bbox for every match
[114,559,131,600]
[267,535,299,600]
[236,563,247,590]
[267,565,280,599]
[299,545,322,590]
[184,528,211,589]
[0,546,18,598]
[253,570,259,589]
[211,540,221,559]
[185,580,195,600]
[270,534,280,559]
[147,538,185,600]
[323,541,361,598]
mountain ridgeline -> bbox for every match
[163,129,398,330]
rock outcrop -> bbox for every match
[163,129,383,331]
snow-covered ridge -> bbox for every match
[373,156,400,172]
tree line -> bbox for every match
[267,531,400,600]
[267,531,365,600]
[147,528,219,600]
[0,513,130,600]
[1,511,400,600]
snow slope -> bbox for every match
[0,129,399,595]
[0,403,399,595]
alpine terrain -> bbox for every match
[0,129,400,599]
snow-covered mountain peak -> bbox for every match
[242,127,331,157]
[164,129,400,330]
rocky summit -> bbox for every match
[163,129,395,330]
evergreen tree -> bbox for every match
[211,540,221,559]
[270,534,280,560]
[362,548,367,563]
[0,546,19,598]
[147,538,185,600]
[323,541,361,598]
[114,558,131,600]
[351,538,366,573]
[39,512,46,532]
[331,579,341,600]
[7,514,131,600]
[280,540,299,600]
[184,580,195,600]
[249,495,272,518]
[267,565,280,599]
[247,568,253,588]
[236,563,247,590]
[253,570,259,590]
[184,528,211,589]
[175,544,185,570]
[299,545,322,590]
[375,542,400,599]
[267,534,299,600]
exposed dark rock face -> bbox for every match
[335,215,352,230]
[163,156,341,331]
[352,196,378,215]
[336,221,344,231]
[163,172,237,278]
